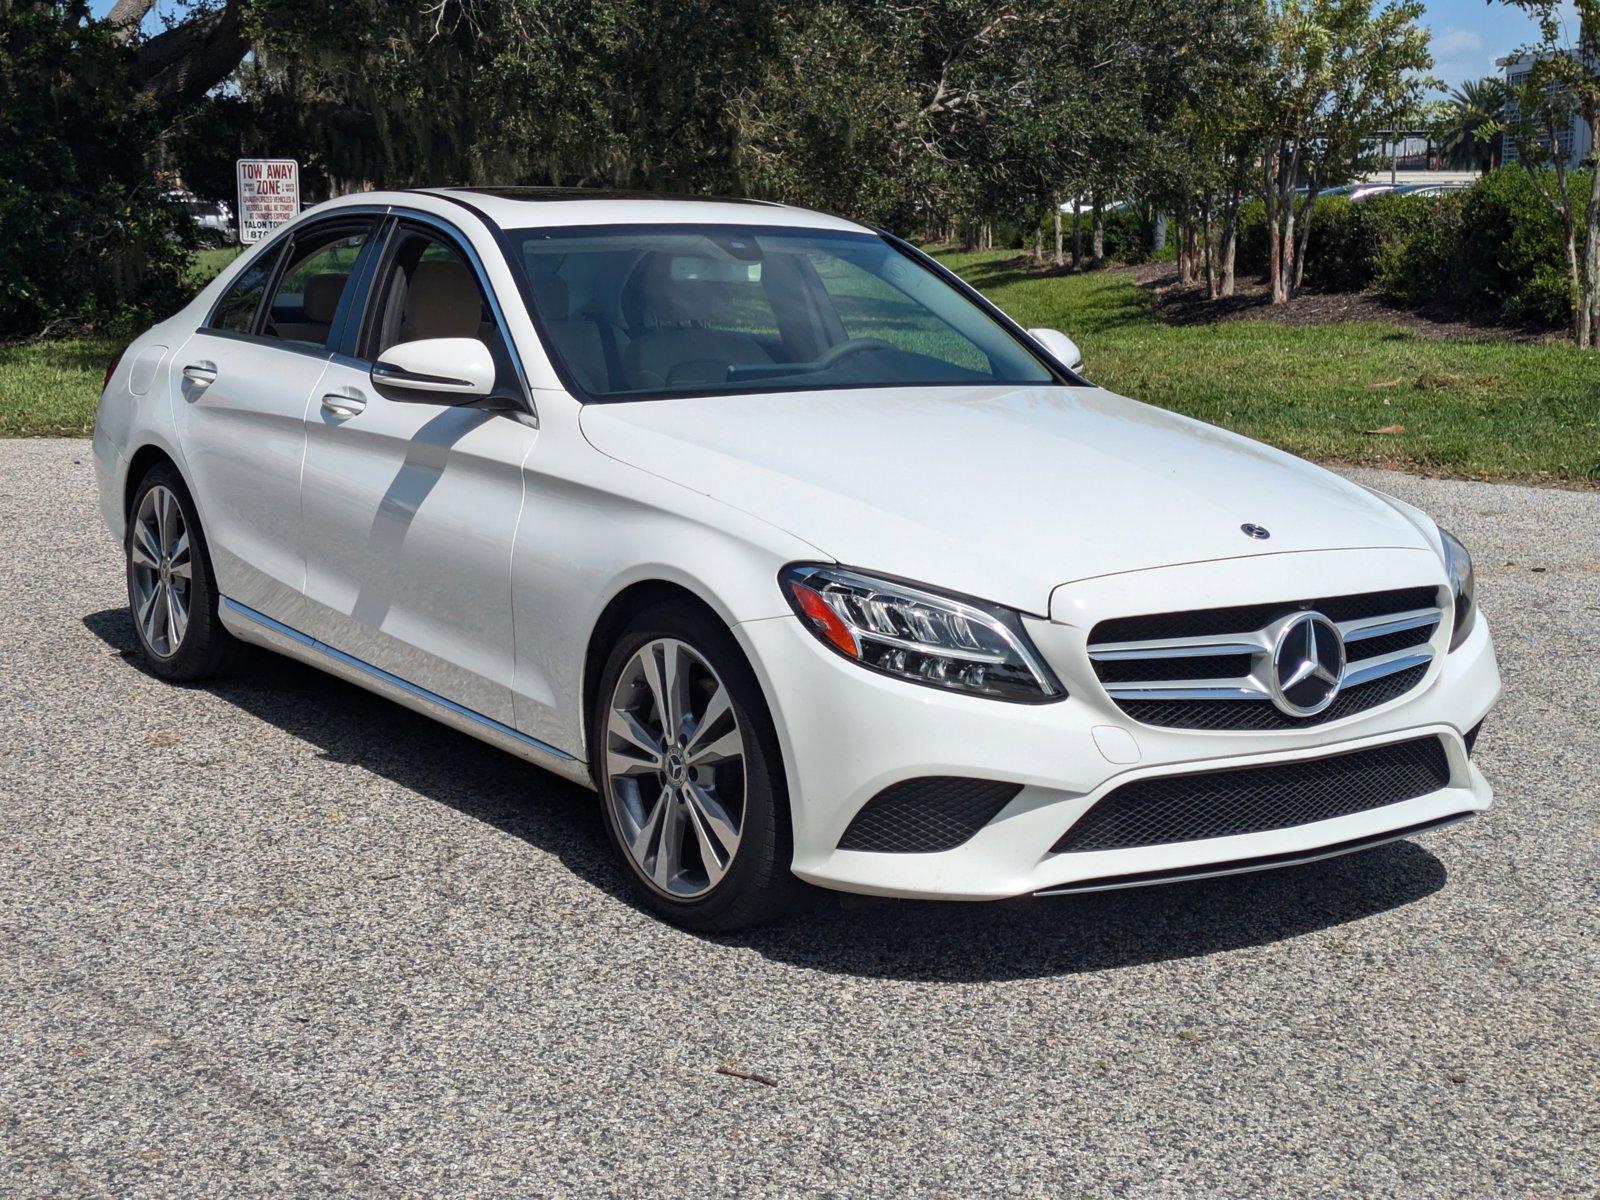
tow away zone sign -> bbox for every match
[236,159,299,243]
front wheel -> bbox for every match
[591,603,798,931]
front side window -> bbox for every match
[259,222,372,348]
[507,224,1060,399]
[358,224,518,397]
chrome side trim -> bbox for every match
[221,597,579,763]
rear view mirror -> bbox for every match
[1027,327,1084,373]
[371,338,495,403]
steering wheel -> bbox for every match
[814,337,896,370]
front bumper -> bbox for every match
[734,549,1500,901]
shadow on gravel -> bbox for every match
[85,606,1450,984]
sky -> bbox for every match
[91,0,1570,95]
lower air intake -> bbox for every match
[1051,736,1451,854]
[838,777,1023,853]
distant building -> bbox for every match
[1498,52,1596,169]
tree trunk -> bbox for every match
[1032,226,1042,263]
[107,0,155,41]
[1219,185,1241,298]
[1291,182,1321,296]
[1091,195,1104,267]
[1176,210,1194,285]
[1580,112,1600,349]
[1053,198,1064,267]
[1202,199,1216,300]
[1072,202,1082,269]
[1553,152,1582,346]
[1265,151,1284,303]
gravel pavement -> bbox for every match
[1,439,1596,1198]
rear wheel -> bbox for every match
[125,464,237,680]
[592,603,798,931]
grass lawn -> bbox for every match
[1,243,1595,486]
[936,250,1600,487]
[0,336,125,437]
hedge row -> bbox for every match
[1233,166,1592,327]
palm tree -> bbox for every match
[1435,76,1509,173]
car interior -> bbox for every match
[519,231,1044,398]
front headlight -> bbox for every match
[1440,527,1476,651]
[779,564,1065,703]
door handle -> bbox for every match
[320,391,367,418]
[181,363,217,387]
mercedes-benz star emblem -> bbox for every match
[1269,611,1346,717]
[1241,523,1271,540]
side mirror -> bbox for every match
[1027,327,1084,373]
[371,338,496,404]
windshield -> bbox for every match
[505,224,1061,400]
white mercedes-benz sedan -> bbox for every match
[93,188,1500,929]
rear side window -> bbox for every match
[259,224,372,349]
[209,246,282,334]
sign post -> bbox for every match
[235,159,300,244]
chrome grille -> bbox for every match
[1087,587,1442,731]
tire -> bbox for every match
[125,462,238,681]
[590,601,799,932]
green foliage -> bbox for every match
[0,1,193,339]
[1225,169,1588,330]
[1301,196,1372,290]
[1372,191,1467,305]
[1429,76,1508,172]
[1455,165,1577,325]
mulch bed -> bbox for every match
[1131,263,1565,344]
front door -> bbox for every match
[299,218,536,726]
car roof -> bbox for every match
[415,187,873,234]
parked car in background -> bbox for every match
[166,191,236,244]
[1391,182,1470,199]
[93,188,1500,930]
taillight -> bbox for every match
[102,346,127,395]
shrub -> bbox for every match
[1235,198,1268,276]
[1373,191,1467,306]
[1301,196,1367,289]
[1221,170,1587,330]
[1455,165,1588,326]
[1099,207,1149,263]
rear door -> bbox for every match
[298,214,538,725]
[173,215,379,622]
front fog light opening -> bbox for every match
[780,564,1064,703]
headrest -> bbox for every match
[530,274,570,320]
[402,259,482,340]
[302,273,346,324]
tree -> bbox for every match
[106,0,250,105]
[1494,1,1600,348]
[0,0,195,337]
[1259,0,1433,303]
[1138,0,1269,296]
[1432,75,1508,172]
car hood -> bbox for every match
[579,384,1433,616]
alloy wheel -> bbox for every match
[604,638,747,899]
[129,484,192,659]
